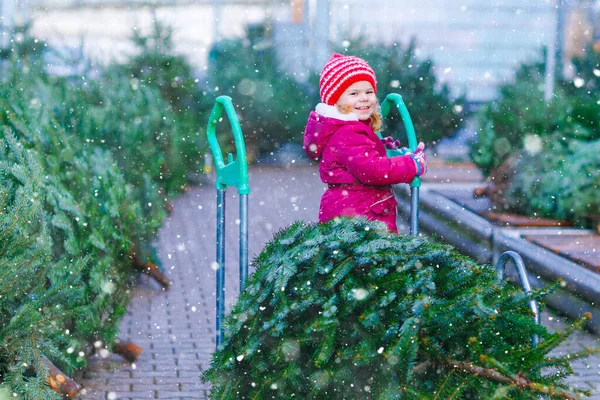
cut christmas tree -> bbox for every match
[204,218,597,399]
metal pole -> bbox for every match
[545,0,567,101]
[302,0,310,70]
[313,0,330,70]
[239,194,249,292]
[496,251,540,346]
[215,189,226,347]
[19,0,30,25]
[0,0,16,49]
[544,12,557,101]
[410,187,419,236]
[592,0,600,46]
[555,0,566,78]
[213,0,220,43]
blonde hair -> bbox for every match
[370,105,383,132]
[338,103,383,133]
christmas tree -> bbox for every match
[0,24,173,397]
[204,218,594,399]
[0,129,86,399]
[1,92,160,354]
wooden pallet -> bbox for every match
[522,234,600,272]
[480,212,573,228]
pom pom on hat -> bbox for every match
[319,53,377,105]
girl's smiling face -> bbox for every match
[335,81,377,121]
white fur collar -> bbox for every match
[315,103,359,121]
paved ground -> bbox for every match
[77,164,600,399]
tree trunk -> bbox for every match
[130,251,171,289]
[43,359,81,398]
[113,340,142,363]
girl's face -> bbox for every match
[335,81,377,121]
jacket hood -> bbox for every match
[303,104,360,161]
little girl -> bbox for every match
[303,53,427,233]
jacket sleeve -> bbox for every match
[334,128,418,186]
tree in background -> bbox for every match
[339,38,466,146]
[469,47,600,228]
[0,22,183,398]
[109,20,209,188]
[0,129,86,399]
[205,28,465,159]
[206,24,319,159]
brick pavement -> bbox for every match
[77,165,600,399]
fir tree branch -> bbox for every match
[0,256,45,314]
[445,358,580,400]
[0,198,26,257]
[552,346,600,365]
[448,374,475,400]
[432,369,455,400]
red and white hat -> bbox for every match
[319,53,377,105]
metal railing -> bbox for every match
[496,250,541,346]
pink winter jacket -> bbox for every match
[303,105,418,232]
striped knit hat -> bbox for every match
[319,53,377,105]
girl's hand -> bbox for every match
[380,136,402,149]
[408,142,427,176]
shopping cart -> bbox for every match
[206,93,540,348]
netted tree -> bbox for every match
[204,218,595,399]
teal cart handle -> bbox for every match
[379,93,421,188]
[206,95,250,195]
[206,95,250,347]
[379,93,421,236]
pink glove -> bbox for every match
[380,136,402,150]
[408,142,427,176]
